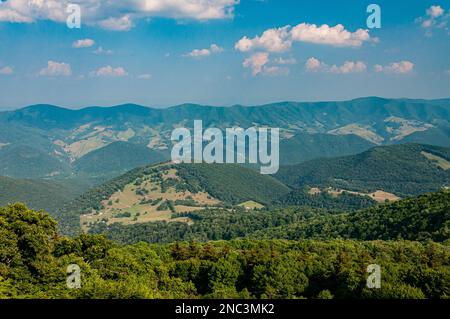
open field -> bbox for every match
[80,167,221,231]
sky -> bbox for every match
[0,0,450,109]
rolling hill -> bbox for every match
[251,190,450,242]
[0,97,448,181]
[276,144,450,197]
[279,132,375,165]
[73,141,169,177]
[0,176,78,213]
[89,189,449,245]
[59,162,291,235]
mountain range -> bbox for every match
[0,97,449,181]
[0,97,449,235]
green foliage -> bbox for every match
[276,144,450,197]
[74,141,168,178]
[276,188,376,211]
[1,204,449,299]
[253,191,450,242]
[176,164,291,205]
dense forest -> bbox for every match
[276,144,450,197]
[0,204,449,299]
[89,191,449,245]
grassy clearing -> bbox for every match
[80,167,221,231]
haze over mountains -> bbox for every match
[0,96,449,234]
[0,97,449,180]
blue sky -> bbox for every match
[0,0,449,109]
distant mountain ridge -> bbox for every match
[0,97,448,185]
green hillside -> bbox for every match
[276,144,450,196]
[0,144,71,179]
[280,133,375,165]
[0,176,77,213]
[0,98,448,180]
[175,164,291,204]
[1,204,448,299]
[90,190,449,245]
[74,141,168,177]
[60,163,291,235]
[252,190,450,242]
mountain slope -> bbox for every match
[0,144,71,178]
[60,163,291,235]
[280,133,375,165]
[74,141,168,177]
[0,97,448,180]
[252,190,450,242]
[276,144,450,196]
[0,176,77,213]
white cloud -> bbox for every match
[417,5,449,35]
[184,44,223,58]
[0,66,14,75]
[138,74,152,80]
[235,26,292,52]
[210,44,224,53]
[90,66,128,77]
[374,64,384,73]
[329,61,366,74]
[98,15,133,31]
[235,23,372,53]
[291,23,370,47]
[38,61,72,77]
[305,57,326,71]
[241,52,290,76]
[93,46,113,55]
[376,61,415,74]
[243,52,269,75]
[427,5,444,18]
[305,57,366,74]
[72,39,95,48]
[0,0,239,30]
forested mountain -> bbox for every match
[0,176,78,213]
[89,190,449,245]
[58,163,292,235]
[279,133,375,165]
[0,97,448,180]
[73,141,168,178]
[276,144,450,196]
[1,203,448,299]
[252,190,450,242]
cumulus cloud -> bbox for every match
[305,57,366,74]
[0,66,14,75]
[72,38,95,48]
[305,57,326,71]
[235,23,372,53]
[243,52,269,75]
[417,5,449,35]
[0,0,239,30]
[291,23,370,47]
[184,44,224,58]
[242,52,290,76]
[235,26,292,52]
[38,61,72,77]
[375,61,415,74]
[90,66,128,77]
[427,5,445,18]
